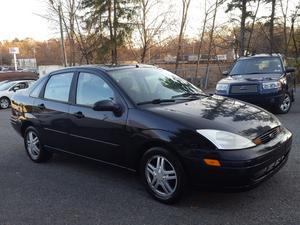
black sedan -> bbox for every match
[10,65,292,203]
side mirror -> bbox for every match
[222,71,229,76]
[93,100,123,117]
[285,67,295,73]
[11,86,20,92]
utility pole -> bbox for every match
[58,3,67,67]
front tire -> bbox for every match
[276,92,292,114]
[140,147,186,204]
[24,127,52,163]
[0,97,10,109]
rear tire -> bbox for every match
[24,126,52,163]
[0,97,10,109]
[140,147,186,204]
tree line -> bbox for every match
[0,0,299,70]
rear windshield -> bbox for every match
[230,57,283,75]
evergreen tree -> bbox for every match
[226,0,256,56]
[82,0,138,64]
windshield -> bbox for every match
[230,57,283,75]
[109,68,204,104]
[0,81,8,86]
[0,81,17,91]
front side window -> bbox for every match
[44,73,73,102]
[12,82,27,90]
[76,72,115,106]
[30,77,47,98]
[230,57,283,75]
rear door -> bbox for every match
[33,72,74,151]
[68,71,128,164]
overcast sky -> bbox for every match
[0,0,296,41]
[0,0,55,40]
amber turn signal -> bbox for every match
[253,137,262,145]
[203,158,221,167]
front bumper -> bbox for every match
[216,92,284,108]
[183,127,292,189]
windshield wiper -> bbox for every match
[171,92,208,99]
[137,99,175,106]
[245,72,262,75]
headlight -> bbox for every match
[196,129,256,150]
[216,83,229,91]
[262,81,282,90]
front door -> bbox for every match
[68,72,128,164]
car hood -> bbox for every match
[219,74,282,84]
[145,95,281,140]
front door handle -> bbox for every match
[37,103,45,110]
[73,111,85,119]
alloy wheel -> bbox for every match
[26,131,41,160]
[280,94,291,112]
[145,155,178,198]
[0,98,9,109]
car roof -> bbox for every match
[49,64,157,75]
[5,79,35,83]
[238,54,282,61]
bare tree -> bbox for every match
[175,0,191,74]
[279,0,290,54]
[265,0,277,53]
[136,0,174,63]
[290,4,300,61]
[246,0,261,54]
[48,0,80,66]
[204,0,223,89]
[195,0,214,78]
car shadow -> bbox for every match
[49,152,276,208]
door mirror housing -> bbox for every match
[222,70,229,76]
[285,67,295,73]
[93,100,123,117]
[11,86,20,92]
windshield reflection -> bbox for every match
[230,57,283,75]
[109,68,203,104]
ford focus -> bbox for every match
[11,65,292,203]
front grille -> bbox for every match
[230,84,258,94]
[252,152,288,180]
[256,126,282,144]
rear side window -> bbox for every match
[44,73,73,102]
[76,72,114,106]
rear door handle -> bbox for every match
[73,111,85,119]
[37,103,45,110]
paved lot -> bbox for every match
[0,92,299,225]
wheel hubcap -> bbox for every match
[145,156,177,198]
[0,99,9,109]
[26,131,40,160]
[280,94,291,112]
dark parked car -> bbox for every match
[215,54,296,114]
[11,65,292,203]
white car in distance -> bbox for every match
[0,80,35,109]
